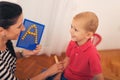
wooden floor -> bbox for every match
[15,49,120,80]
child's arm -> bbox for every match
[93,73,104,80]
[53,56,70,80]
[63,56,70,69]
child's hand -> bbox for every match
[93,73,104,80]
[46,61,64,77]
[22,45,41,57]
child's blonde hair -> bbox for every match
[73,11,99,33]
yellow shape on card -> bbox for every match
[22,24,38,44]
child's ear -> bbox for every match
[86,32,93,39]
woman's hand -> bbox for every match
[23,45,41,57]
[46,61,64,77]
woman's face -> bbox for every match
[5,14,25,40]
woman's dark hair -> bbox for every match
[0,1,22,57]
[0,1,22,29]
[6,40,16,57]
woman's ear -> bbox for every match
[0,27,5,36]
[0,27,3,33]
[86,32,93,39]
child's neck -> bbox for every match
[76,39,89,46]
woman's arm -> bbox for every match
[16,45,41,58]
[31,62,64,80]
[63,56,70,69]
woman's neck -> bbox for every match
[0,38,7,51]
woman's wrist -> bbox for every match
[19,50,24,57]
[19,50,30,58]
[18,50,28,58]
[16,50,24,58]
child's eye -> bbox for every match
[71,25,73,29]
[74,28,78,32]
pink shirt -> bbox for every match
[64,40,102,80]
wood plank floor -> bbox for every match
[15,49,120,80]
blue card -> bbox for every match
[16,19,45,50]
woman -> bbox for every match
[0,1,63,80]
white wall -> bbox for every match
[15,0,120,52]
[73,0,120,50]
[0,0,17,3]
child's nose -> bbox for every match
[70,28,74,34]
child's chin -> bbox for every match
[71,39,76,41]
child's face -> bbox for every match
[70,19,89,45]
